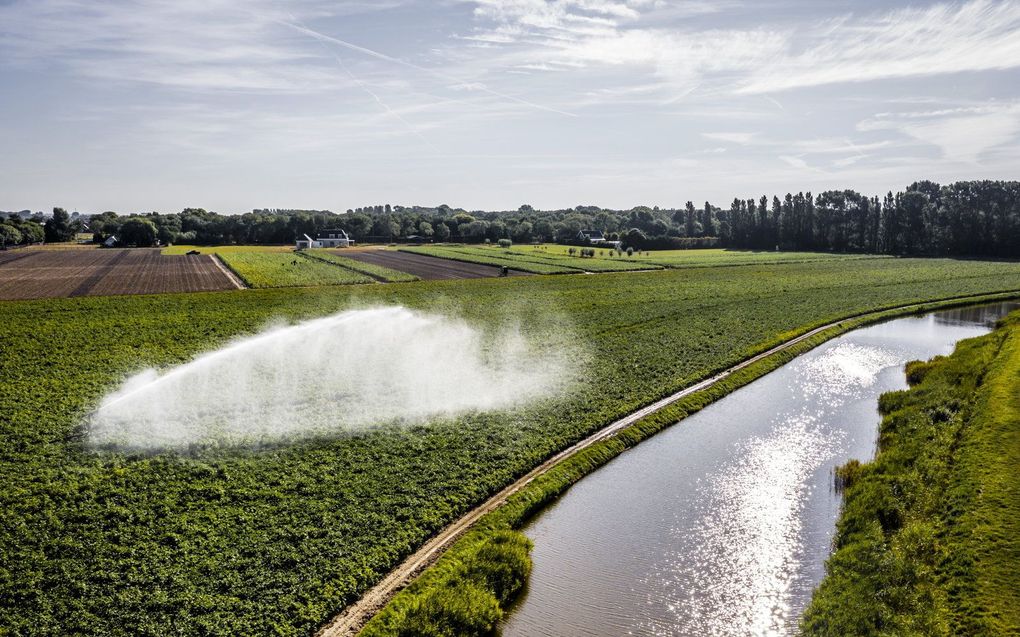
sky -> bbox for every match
[1,0,1019,214]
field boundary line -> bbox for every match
[298,251,388,283]
[210,254,247,289]
[316,290,1020,637]
[398,247,570,275]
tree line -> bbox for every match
[3,180,1017,258]
[723,181,1019,257]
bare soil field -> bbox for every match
[338,249,532,280]
[0,249,238,300]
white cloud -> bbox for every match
[779,155,809,170]
[702,132,756,144]
[463,0,1020,98]
[858,102,1020,163]
[0,0,348,92]
[738,0,1020,94]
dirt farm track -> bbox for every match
[0,248,239,300]
[338,249,532,280]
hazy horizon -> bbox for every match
[2,0,1019,214]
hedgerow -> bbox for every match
[3,258,1020,635]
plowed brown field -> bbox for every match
[0,248,239,300]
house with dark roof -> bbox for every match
[577,230,605,243]
[295,229,354,249]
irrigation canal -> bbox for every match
[501,301,1020,637]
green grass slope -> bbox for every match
[218,251,374,287]
[2,258,1020,635]
[802,310,1020,636]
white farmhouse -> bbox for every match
[295,229,355,249]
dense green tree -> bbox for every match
[624,227,646,249]
[118,218,158,247]
[512,221,533,243]
[433,221,451,241]
[0,223,22,246]
[44,207,75,242]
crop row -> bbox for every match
[0,249,236,300]
[460,245,657,272]
[301,250,419,283]
[400,246,578,274]
[421,244,662,273]
[4,258,1020,635]
[637,248,887,269]
[217,252,374,288]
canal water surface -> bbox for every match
[501,302,1019,637]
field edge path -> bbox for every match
[316,291,1020,637]
[210,254,247,289]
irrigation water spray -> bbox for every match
[88,306,571,450]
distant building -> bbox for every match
[102,235,118,248]
[295,229,354,249]
[576,230,621,249]
[577,230,606,243]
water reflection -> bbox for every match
[655,417,838,636]
[502,302,1019,637]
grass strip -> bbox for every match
[218,252,374,288]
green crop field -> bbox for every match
[3,258,1020,635]
[303,250,419,282]
[514,243,889,268]
[802,310,1020,636]
[639,249,887,268]
[406,243,887,274]
[442,245,658,272]
[217,251,375,288]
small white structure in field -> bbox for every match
[295,229,355,249]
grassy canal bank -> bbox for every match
[803,310,1020,635]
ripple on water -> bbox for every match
[798,342,901,405]
[640,415,842,637]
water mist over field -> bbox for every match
[89,306,571,450]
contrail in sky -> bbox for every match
[334,54,443,154]
[278,19,578,118]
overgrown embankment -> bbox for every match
[803,311,1020,635]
